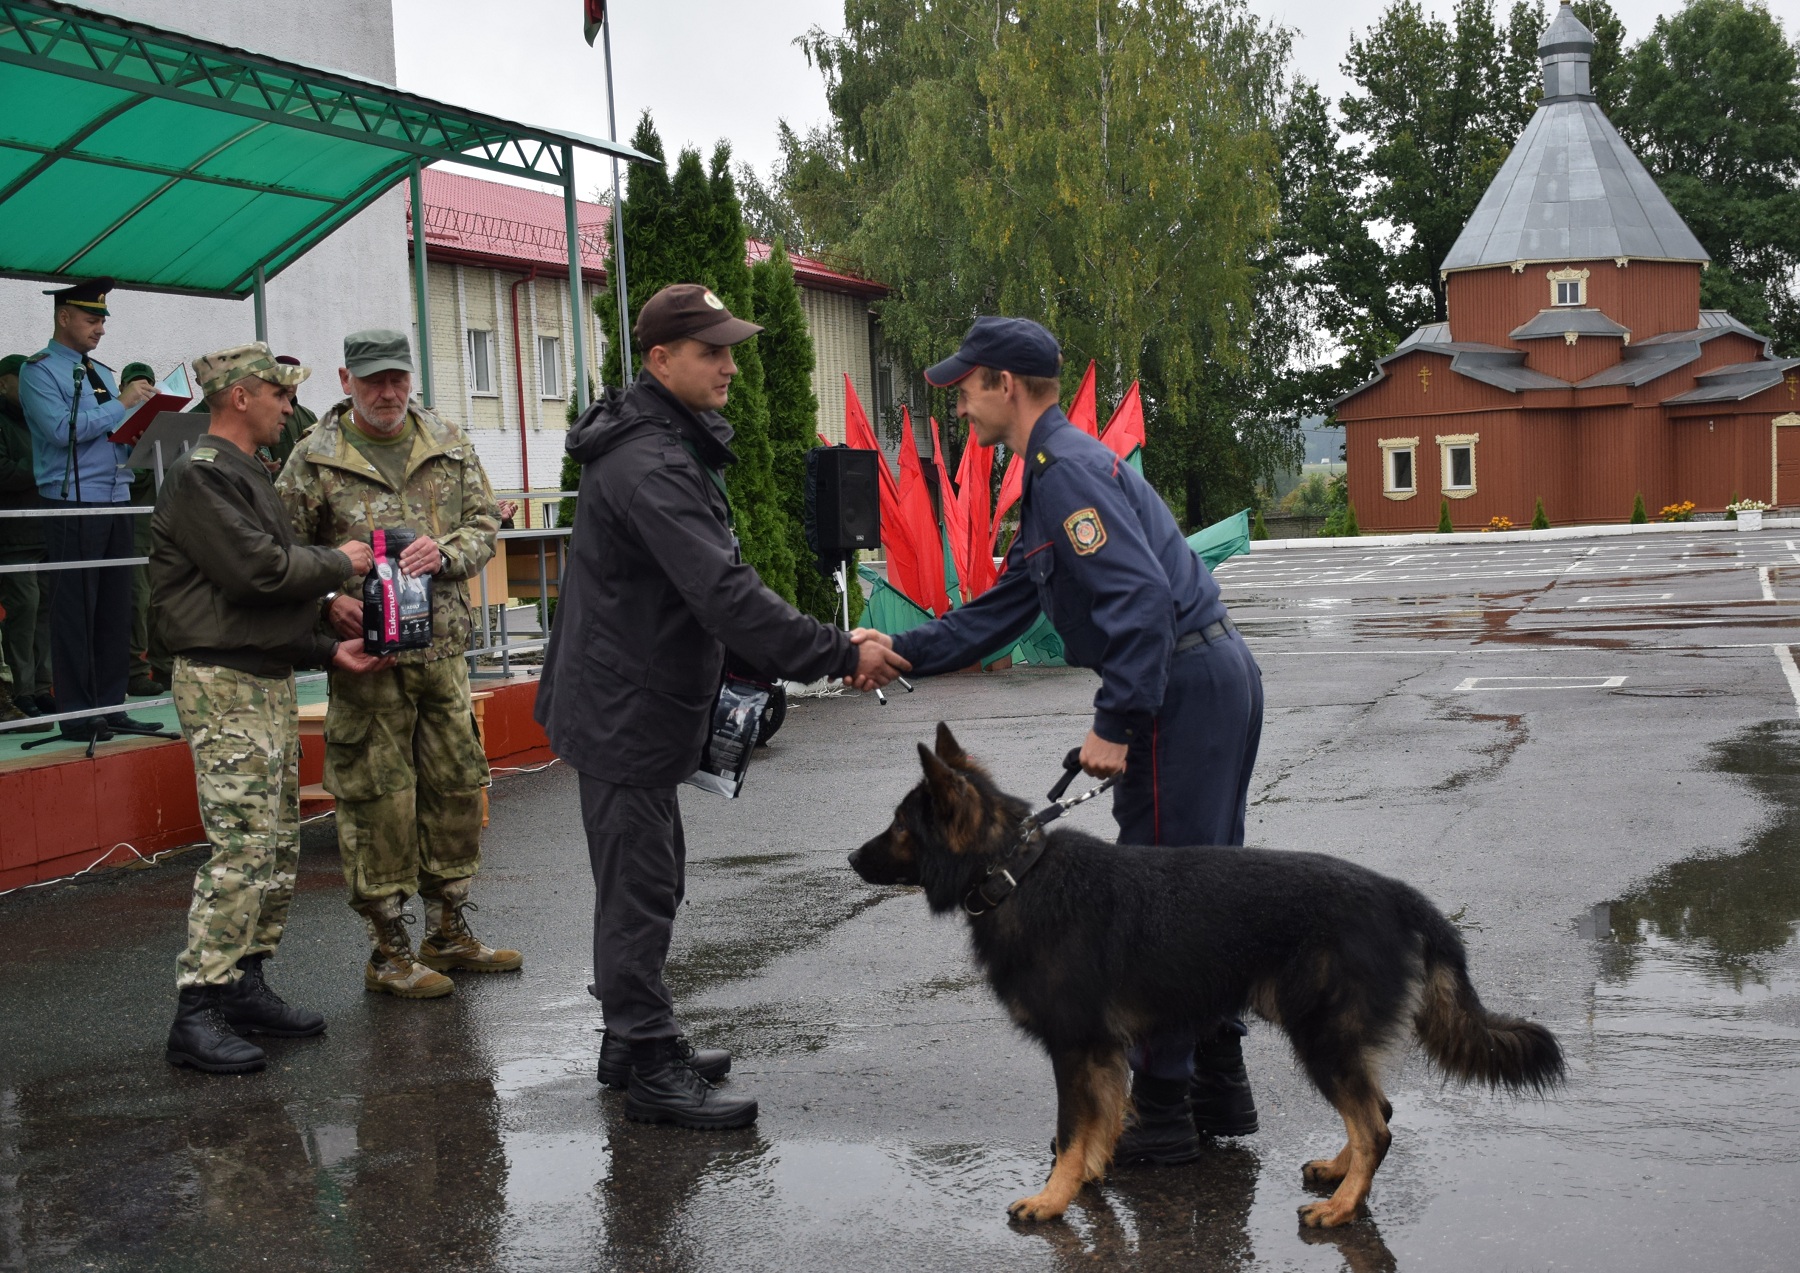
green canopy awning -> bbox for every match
[0,1,652,299]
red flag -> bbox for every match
[955,428,998,598]
[583,0,605,45]
[1101,381,1146,460]
[896,408,950,616]
[844,375,917,604]
[1068,361,1098,437]
[929,416,974,605]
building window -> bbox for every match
[1548,267,1589,307]
[538,335,562,398]
[467,329,495,395]
[1438,433,1479,498]
[1378,436,1418,501]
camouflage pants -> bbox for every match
[172,658,300,988]
[324,656,489,906]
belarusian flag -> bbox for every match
[583,0,606,46]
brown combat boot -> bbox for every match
[357,895,454,999]
[417,879,523,973]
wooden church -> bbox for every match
[1335,1,1800,530]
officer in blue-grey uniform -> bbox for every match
[872,316,1264,1166]
[19,278,159,739]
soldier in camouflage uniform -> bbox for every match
[276,329,520,999]
[151,343,389,1074]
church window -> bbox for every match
[1437,433,1479,498]
[1548,267,1590,307]
[1379,436,1418,499]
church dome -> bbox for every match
[1439,1,1709,274]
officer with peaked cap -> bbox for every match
[153,341,390,1073]
[860,316,1265,1165]
[18,278,160,738]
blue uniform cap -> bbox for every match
[924,316,1062,387]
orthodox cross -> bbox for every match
[1418,364,1432,393]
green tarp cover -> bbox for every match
[0,2,649,298]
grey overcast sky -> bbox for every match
[392,1,1694,200]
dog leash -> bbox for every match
[964,749,1116,915]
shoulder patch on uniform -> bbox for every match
[189,447,218,463]
[23,352,48,364]
[1030,448,1059,473]
[1063,506,1106,555]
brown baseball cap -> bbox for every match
[634,284,762,350]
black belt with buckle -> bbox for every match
[1175,615,1237,653]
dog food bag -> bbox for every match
[683,677,770,799]
[362,528,433,655]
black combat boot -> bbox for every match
[1113,1074,1202,1166]
[1190,1027,1259,1136]
[218,954,326,1038]
[623,1038,757,1130]
[597,1030,730,1089]
[166,985,266,1074]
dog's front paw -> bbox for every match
[1297,1198,1361,1229]
[1008,1191,1070,1223]
[1301,1158,1348,1189]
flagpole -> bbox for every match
[602,15,633,384]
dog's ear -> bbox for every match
[918,742,980,847]
[934,722,967,766]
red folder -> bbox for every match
[110,391,192,447]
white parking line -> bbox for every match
[1453,676,1628,691]
[1773,646,1800,718]
[1760,566,1777,602]
[1574,592,1672,604]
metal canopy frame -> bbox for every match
[0,0,655,409]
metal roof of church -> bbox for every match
[1440,3,1709,274]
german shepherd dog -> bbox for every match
[848,725,1564,1227]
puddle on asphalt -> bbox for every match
[1592,721,1800,988]
[492,1127,1311,1271]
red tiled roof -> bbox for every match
[405,168,886,298]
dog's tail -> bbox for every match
[1410,900,1564,1092]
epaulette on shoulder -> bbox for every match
[1029,446,1060,474]
[189,446,218,464]
[23,351,48,364]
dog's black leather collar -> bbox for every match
[963,828,1050,916]
[963,753,1116,916]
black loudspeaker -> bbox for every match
[806,446,880,561]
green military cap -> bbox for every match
[343,329,414,377]
[120,361,156,387]
[0,354,27,379]
[192,341,309,398]
[44,277,114,316]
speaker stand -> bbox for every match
[833,559,851,629]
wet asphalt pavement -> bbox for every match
[4,528,1800,1272]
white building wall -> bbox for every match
[801,288,875,445]
[0,1,410,419]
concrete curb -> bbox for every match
[1246,516,1800,553]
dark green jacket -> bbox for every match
[0,398,42,552]
[150,433,349,678]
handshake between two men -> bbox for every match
[844,627,909,693]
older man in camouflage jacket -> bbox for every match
[277,330,519,998]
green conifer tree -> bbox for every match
[1251,507,1270,540]
[1630,492,1647,524]
[1531,497,1549,530]
[754,240,847,625]
[705,144,795,604]
[1437,499,1453,533]
[1342,500,1360,536]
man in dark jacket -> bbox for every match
[152,342,389,1075]
[536,283,908,1130]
